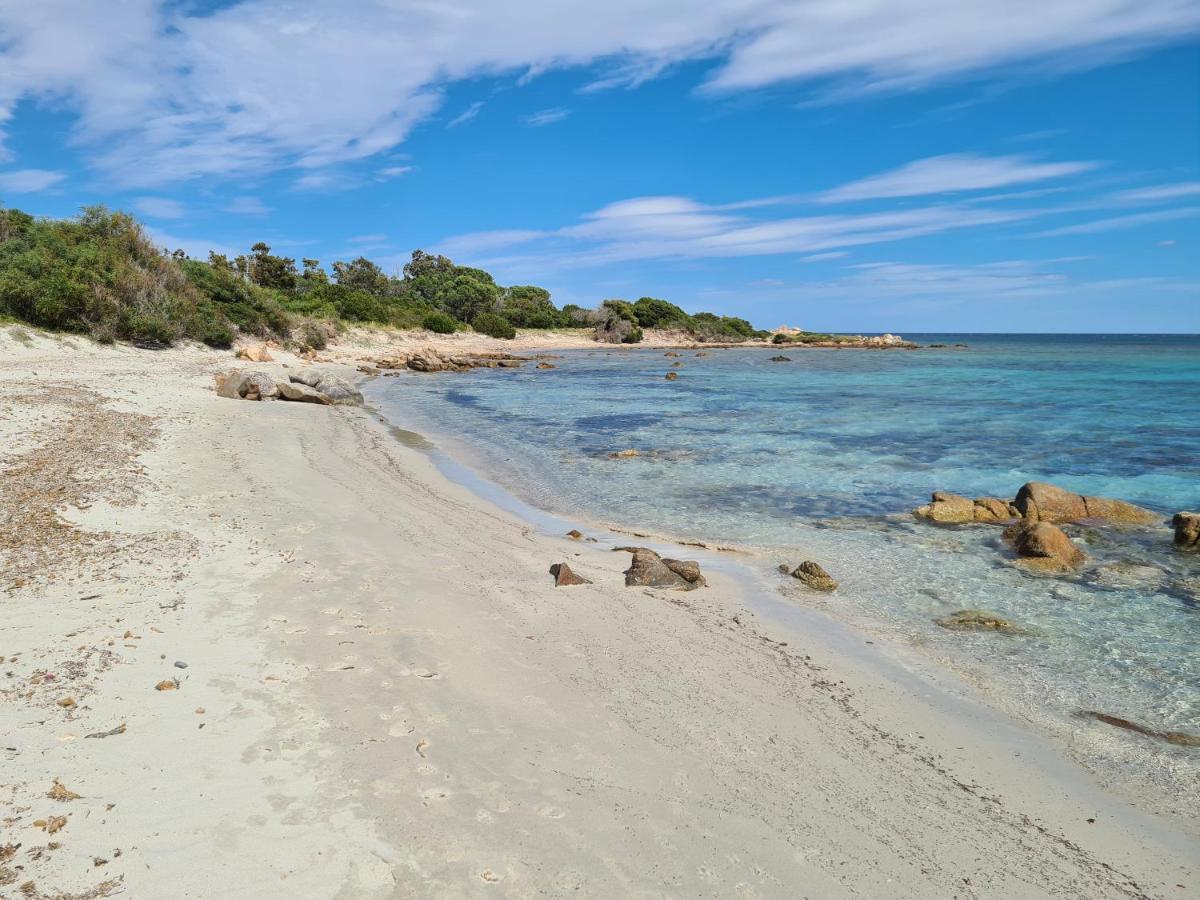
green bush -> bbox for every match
[472,311,516,339]
[422,311,458,333]
[632,297,691,329]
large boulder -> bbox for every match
[1004,521,1086,573]
[289,370,363,406]
[549,563,591,586]
[1012,481,1158,525]
[913,492,1016,524]
[216,371,278,401]
[786,560,838,592]
[1174,512,1200,550]
[622,548,706,591]
[235,344,274,362]
[276,381,331,404]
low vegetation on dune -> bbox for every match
[0,205,770,347]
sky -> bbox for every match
[1,1,1198,332]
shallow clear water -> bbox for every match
[369,335,1200,751]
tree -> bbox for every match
[301,258,328,285]
[332,256,389,295]
[248,242,297,291]
[632,296,691,329]
[440,273,500,323]
[501,285,561,328]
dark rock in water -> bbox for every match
[664,351,682,357]
[550,563,591,586]
[913,492,1018,524]
[277,381,332,404]
[1174,512,1200,550]
[566,529,584,540]
[670,361,684,367]
[536,362,556,369]
[769,355,791,362]
[622,547,705,591]
[216,371,278,401]
[1004,521,1086,573]
[935,610,1018,632]
[695,352,709,357]
[664,371,678,380]
[789,560,837,592]
[1013,481,1159,525]
[1077,710,1200,747]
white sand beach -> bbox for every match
[1,325,1196,899]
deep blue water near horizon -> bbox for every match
[370,334,1200,782]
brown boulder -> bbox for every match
[788,560,838,592]
[664,371,678,380]
[1174,512,1200,550]
[536,362,556,369]
[972,497,1018,523]
[276,381,332,404]
[549,563,591,586]
[216,371,278,401]
[1013,481,1158,525]
[913,492,974,523]
[622,548,706,591]
[1004,521,1086,573]
[935,610,1018,632]
[236,344,274,362]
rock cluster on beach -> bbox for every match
[373,348,531,373]
[215,369,363,407]
[1003,521,1087,573]
[913,492,1018,524]
[620,547,707,591]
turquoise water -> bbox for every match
[369,335,1200,764]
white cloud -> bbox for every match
[817,153,1099,203]
[224,196,271,215]
[132,196,185,219]
[1,1,1193,186]
[1035,207,1200,236]
[376,165,413,179]
[524,108,571,127]
[1111,181,1200,202]
[801,251,849,262]
[448,101,484,127]
[0,168,66,193]
[349,233,387,244]
[144,227,238,260]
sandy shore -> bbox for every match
[1,324,1196,899]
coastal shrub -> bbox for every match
[772,332,792,344]
[422,311,458,334]
[472,311,517,339]
[180,259,291,338]
[501,285,561,328]
[601,299,638,322]
[632,297,692,330]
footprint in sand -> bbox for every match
[420,788,451,805]
[479,870,501,884]
[387,721,414,737]
[321,607,341,616]
[295,522,317,535]
[475,809,494,824]
[286,626,308,635]
[536,805,565,819]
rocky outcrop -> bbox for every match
[235,344,274,362]
[536,362,556,369]
[1004,521,1086,573]
[375,349,530,373]
[289,371,362,405]
[1077,710,1200,747]
[769,355,791,362]
[621,548,706,591]
[784,560,838,592]
[935,610,1018,632]
[216,371,278,401]
[276,381,331,404]
[1013,481,1158,525]
[912,492,1018,524]
[549,563,591,586]
[664,371,678,381]
[1172,512,1199,550]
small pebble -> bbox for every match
[174,661,188,669]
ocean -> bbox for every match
[368,334,1200,791]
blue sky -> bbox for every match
[1,1,1198,332]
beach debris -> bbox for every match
[1004,521,1087,573]
[1173,512,1200,550]
[235,344,274,363]
[276,381,332,404]
[154,679,179,691]
[935,610,1019,632]
[33,817,67,834]
[415,739,430,758]
[549,563,591,586]
[1076,710,1200,747]
[1012,481,1159,525]
[621,548,706,591]
[769,355,791,362]
[173,660,188,669]
[47,780,80,802]
[84,723,126,739]
[216,370,279,401]
[786,560,838,592]
[664,371,678,380]
[912,492,1018,525]
[288,370,363,405]
[55,697,76,709]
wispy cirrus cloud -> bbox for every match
[224,196,272,216]
[1035,207,1200,236]
[132,196,185,219]
[524,108,571,127]
[0,168,66,193]
[448,101,484,128]
[817,153,1099,203]
[1,1,1194,186]
[1110,181,1200,202]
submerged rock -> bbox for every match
[664,371,678,380]
[549,563,591,586]
[787,560,838,592]
[769,355,791,362]
[935,610,1018,632]
[912,492,1017,525]
[216,371,278,401]
[1004,521,1087,573]
[276,381,331,404]
[536,362,556,369]
[1077,710,1200,747]
[1173,512,1200,550]
[622,548,706,591]
[1013,481,1158,525]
